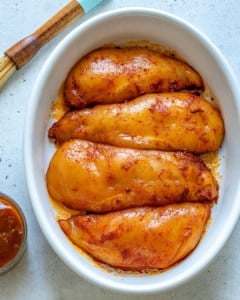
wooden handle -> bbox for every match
[5,0,84,69]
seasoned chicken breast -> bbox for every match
[64,47,203,108]
[59,203,210,270]
[49,93,224,153]
[46,140,218,212]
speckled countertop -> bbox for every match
[0,1,240,299]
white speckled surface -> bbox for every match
[0,1,240,299]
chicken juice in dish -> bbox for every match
[46,41,224,272]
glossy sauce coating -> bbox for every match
[49,92,224,153]
[64,47,203,108]
[0,197,24,268]
[46,140,218,212]
[59,203,210,270]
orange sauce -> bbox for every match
[49,196,84,220]
[201,152,221,181]
[50,84,67,121]
[0,196,24,268]
[103,40,180,58]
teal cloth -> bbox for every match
[77,0,103,13]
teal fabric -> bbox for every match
[77,0,103,13]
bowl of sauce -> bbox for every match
[0,193,27,274]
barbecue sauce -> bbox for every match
[0,196,24,268]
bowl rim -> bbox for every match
[24,7,240,294]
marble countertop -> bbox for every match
[0,1,240,299]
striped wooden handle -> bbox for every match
[5,0,84,69]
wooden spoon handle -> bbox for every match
[5,0,84,69]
